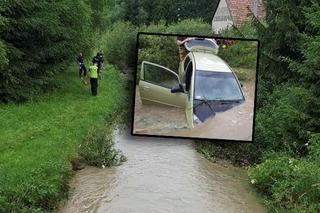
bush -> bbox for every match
[307,133,320,161]
[218,40,258,70]
[138,34,179,72]
[162,19,212,35]
[255,85,320,157]
[78,125,127,167]
[220,21,258,39]
[248,152,320,211]
[99,21,138,71]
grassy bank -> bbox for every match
[0,63,127,212]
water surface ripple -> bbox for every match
[59,132,265,213]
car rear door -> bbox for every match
[139,61,187,108]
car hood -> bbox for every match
[193,99,243,122]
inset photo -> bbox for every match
[132,33,259,142]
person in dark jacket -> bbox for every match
[92,51,104,79]
[97,50,104,79]
[77,53,87,83]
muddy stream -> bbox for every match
[59,131,265,213]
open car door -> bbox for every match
[139,61,187,108]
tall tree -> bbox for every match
[259,0,315,82]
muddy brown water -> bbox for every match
[59,131,265,213]
[133,80,255,141]
[169,81,255,141]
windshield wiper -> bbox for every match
[194,94,215,113]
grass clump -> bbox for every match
[79,125,127,167]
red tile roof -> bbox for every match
[226,0,266,26]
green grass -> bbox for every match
[0,63,127,212]
[233,67,256,82]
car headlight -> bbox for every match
[193,114,201,124]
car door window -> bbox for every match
[185,61,193,92]
[143,63,179,89]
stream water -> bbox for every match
[59,131,265,213]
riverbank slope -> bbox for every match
[0,64,127,212]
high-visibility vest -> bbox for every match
[89,65,98,78]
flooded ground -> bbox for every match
[59,131,265,213]
[133,87,187,134]
[133,68,255,141]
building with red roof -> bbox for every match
[212,0,266,34]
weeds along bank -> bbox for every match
[0,63,128,212]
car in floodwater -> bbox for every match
[138,38,245,128]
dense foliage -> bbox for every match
[218,40,258,70]
[101,21,138,71]
[111,0,219,25]
[0,0,106,103]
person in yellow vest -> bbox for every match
[88,62,99,96]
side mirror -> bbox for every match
[171,84,184,93]
[241,84,243,88]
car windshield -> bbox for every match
[194,70,244,101]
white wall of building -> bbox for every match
[212,0,233,34]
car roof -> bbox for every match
[191,52,232,73]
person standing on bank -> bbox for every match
[88,62,99,96]
[77,53,87,83]
[97,50,104,79]
[176,36,193,62]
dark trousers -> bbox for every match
[90,78,98,96]
[79,64,87,78]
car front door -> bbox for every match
[139,61,187,108]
